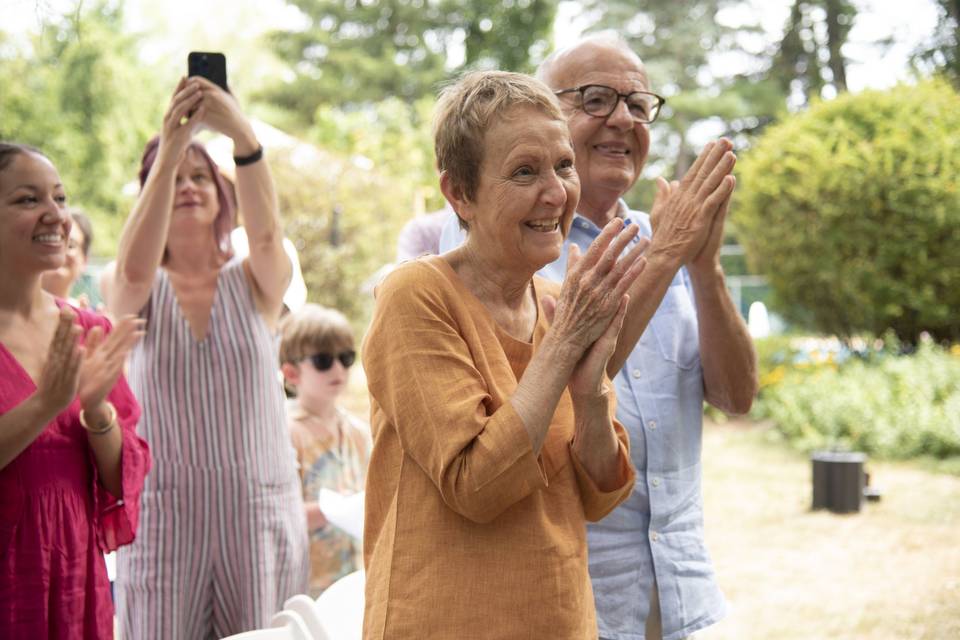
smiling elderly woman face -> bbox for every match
[434,71,580,274]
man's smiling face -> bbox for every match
[551,43,652,217]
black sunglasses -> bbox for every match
[307,350,356,371]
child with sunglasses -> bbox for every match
[279,304,371,597]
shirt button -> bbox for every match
[648,420,658,429]
[651,477,661,487]
[632,369,642,379]
[650,531,660,542]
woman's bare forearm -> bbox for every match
[510,333,582,455]
[110,160,177,316]
[85,417,124,498]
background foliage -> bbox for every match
[4,0,959,345]
[753,335,960,460]
[733,79,960,343]
[263,0,559,123]
[0,3,166,255]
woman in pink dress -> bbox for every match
[0,142,151,639]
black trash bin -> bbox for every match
[811,451,866,514]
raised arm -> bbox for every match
[607,138,737,376]
[538,221,645,492]
[686,186,759,415]
[195,77,291,322]
[107,78,204,317]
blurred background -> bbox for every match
[3,1,958,637]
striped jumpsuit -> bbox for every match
[116,256,308,639]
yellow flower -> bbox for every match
[761,365,786,388]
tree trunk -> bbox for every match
[823,0,849,93]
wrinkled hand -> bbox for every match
[689,178,735,274]
[34,308,83,415]
[157,77,205,166]
[77,315,145,413]
[544,294,629,399]
[648,138,736,268]
[547,218,648,353]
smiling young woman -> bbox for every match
[0,142,150,640]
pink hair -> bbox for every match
[138,136,236,260]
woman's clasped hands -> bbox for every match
[543,218,649,398]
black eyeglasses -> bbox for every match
[555,84,666,124]
[307,350,356,371]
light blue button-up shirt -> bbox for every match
[439,204,726,640]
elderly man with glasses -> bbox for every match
[440,33,758,640]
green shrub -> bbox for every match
[269,147,411,333]
[753,337,960,460]
[734,79,960,343]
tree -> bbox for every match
[263,0,558,124]
[769,0,856,106]
[733,79,960,343]
[0,2,166,254]
[269,140,424,328]
[913,0,960,87]
[580,0,784,212]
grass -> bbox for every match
[342,371,960,639]
[699,420,960,640]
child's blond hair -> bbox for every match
[279,303,354,365]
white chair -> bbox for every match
[270,610,315,640]
[220,630,293,640]
[314,571,365,640]
[219,609,315,640]
[283,594,330,640]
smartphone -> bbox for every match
[188,51,228,92]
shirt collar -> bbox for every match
[571,199,635,234]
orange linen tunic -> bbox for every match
[362,256,636,640]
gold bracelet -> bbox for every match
[79,401,117,435]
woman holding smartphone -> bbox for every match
[104,76,308,639]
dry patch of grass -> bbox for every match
[699,420,960,640]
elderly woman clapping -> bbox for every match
[362,71,649,639]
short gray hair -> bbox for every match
[433,70,566,224]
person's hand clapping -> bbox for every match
[648,138,736,270]
[543,219,648,395]
[34,307,84,416]
[544,292,631,400]
[76,315,145,416]
[688,180,734,274]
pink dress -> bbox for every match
[0,304,151,639]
